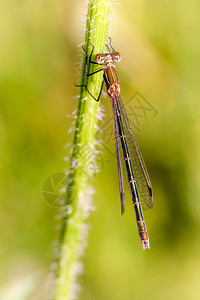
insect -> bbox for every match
[76,39,153,249]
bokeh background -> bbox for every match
[1,0,200,299]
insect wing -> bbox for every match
[118,96,153,210]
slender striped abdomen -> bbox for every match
[114,99,150,249]
[104,65,150,249]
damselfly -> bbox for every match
[76,39,153,249]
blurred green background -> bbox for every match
[1,0,200,299]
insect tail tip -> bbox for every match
[121,202,125,215]
[142,240,150,250]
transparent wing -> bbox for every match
[118,96,153,210]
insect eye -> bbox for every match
[112,52,121,62]
[96,54,104,64]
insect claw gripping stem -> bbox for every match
[106,37,115,52]
[75,42,104,101]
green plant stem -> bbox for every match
[52,1,111,299]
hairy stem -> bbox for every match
[52,1,111,299]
